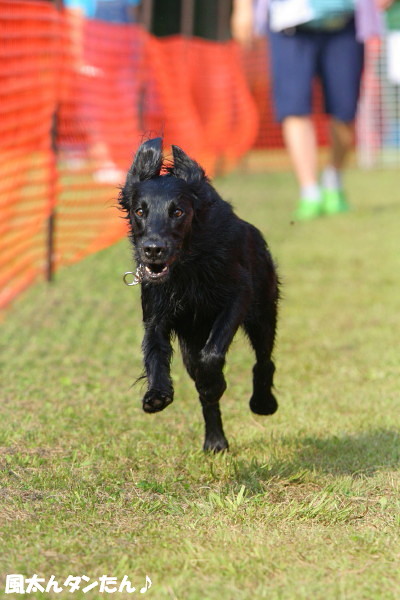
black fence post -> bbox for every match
[47,113,57,283]
[47,0,63,282]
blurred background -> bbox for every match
[1,0,399,311]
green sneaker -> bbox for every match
[294,198,323,221]
[322,188,350,215]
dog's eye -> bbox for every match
[135,208,144,218]
[172,208,184,218]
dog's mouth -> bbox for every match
[143,262,170,281]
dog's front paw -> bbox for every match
[143,390,173,413]
[203,435,229,453]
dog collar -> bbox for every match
[123,265,144,286]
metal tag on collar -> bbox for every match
[123,265,144,286]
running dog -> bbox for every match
[119,138,279,452]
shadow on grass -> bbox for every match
[233,429,400,491]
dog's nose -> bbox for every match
[143,244,166,261]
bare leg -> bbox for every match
[282,115,319,188]
[320,118,354,214]
[283,115,323,218]
[328,117,354,170]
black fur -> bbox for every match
[119,138,279,452]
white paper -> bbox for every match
[269,0,314,32]
[387,31,400,85]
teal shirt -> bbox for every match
[306,0,356,28]
[64,0,139,21]
[269,0,356,30]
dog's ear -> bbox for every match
[128,137,163,182]
[171,145,206,184]
[119,138,163,213]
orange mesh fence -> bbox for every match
[0,0,59,309]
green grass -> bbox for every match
[1,168,400,599]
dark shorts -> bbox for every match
[268,19,364,123]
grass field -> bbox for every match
[1,168,400,599]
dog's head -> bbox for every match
[119,138,209,283]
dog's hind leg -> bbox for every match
[244,317,278,416]
[179,337,229,453]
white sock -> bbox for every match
[300,183,321,202]
[321,166,342,190]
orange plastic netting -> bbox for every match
[0,0,59,308]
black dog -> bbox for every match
[119,138,279,452]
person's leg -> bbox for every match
[320,118,354,208]
[329,117,354,170]
[268,29,322,219]
[282,115,323,219]
[320,20,364,213]
[282,116,318,187]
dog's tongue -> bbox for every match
[145,264,169,279]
